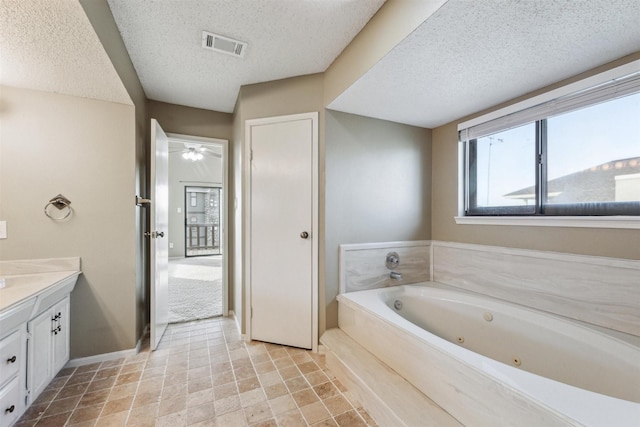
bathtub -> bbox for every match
[336,283,640,427]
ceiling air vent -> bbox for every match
[201,31,247,58]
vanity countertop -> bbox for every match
[0,270,80,312]
[0,257,81,313]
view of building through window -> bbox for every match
[472,91,640,209]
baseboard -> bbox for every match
[65,348,138,368]
[66,324,149,369]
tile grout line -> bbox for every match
[18,317,375,427]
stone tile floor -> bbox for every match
[14,317,376,426]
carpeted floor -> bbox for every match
[168,255,223,323]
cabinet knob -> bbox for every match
[5,405,15,414]
[6,355,16,364]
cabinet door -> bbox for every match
[52,297,70,373]
[27,310,53,401]
[0,331,21,387]
[0,377,21,427]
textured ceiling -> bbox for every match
[107,0,386,113]
[4,1,637,130]
[0,0,131,104]
[328,0,640,128]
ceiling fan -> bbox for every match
[169,142,221,161]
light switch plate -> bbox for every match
[0,221,7,239]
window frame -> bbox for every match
[458,60,640,223]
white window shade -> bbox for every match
[459,71,640,142]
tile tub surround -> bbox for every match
[14,317,376,427]
[431,241,640,337]
[339,241,430,293]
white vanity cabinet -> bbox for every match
[27,296,70,402]
[0,329,26,427]
[0,259,80,426]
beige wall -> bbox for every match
[431,54,640,261]
[0,87,138,357]
[147,101,233,141]
[80,0,149,347]
[324,110,432,330]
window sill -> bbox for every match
[454,216,640,229]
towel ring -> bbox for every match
[44,194,73,221]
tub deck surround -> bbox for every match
[320,328,462,427]
[337,285,640,427]
[339,241,430,293]
[430,241,640,337]
[338,240,640,338]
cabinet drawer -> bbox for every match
[0,377,21,427]
[0,332,21,387]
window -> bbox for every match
[460,69,640,217]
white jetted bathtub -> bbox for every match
[337,283,640,427]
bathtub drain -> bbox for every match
[512,357,522,366]
[393,300,403,310]
[456,336,464,344]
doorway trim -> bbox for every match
[167,133,229,317]
[243,112,319,352]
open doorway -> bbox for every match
[167,134,228,323]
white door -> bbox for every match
[249,113,318,349]
[150,119,169,350]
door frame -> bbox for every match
[243,112,319,352]
[167,133,230,317]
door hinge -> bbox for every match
[537,153,543,164]
[251,307,253,318]
[250,150,253,161]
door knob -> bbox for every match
[146,231,165,238]
[300,231,309,239]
